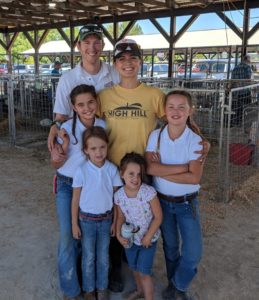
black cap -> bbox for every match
[79,24,103,41]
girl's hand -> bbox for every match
[59,128,68,140]
[51,143,67,163]
[150,151,161,162]
[141,235,152,248]
[59,129,70,154]
[72,224,81,240]
[195,140,210,163]
[110,222,116,237]
[117,235,129,248]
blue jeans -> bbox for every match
[80,215,112,292]
[125,242,157,275]
[159,197,203,292]
[56,175,81,297]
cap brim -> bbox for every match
[79,32,102,41]
[114,50,141,59]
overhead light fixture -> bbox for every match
[49,2,56,8]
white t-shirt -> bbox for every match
[146,125,202,196]
[57,117,106,178]
[72,160,122,214]
[54,62,119,117]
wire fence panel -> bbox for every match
[1,75,259,202]
[218,83,259,201]
[0,75,57,147]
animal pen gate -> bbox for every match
[0,75,56,146]
[218,82,259,202]
[1,75,259,201]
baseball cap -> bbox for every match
[78,24,103,41]
[54,61,62,66]
[114,39,141,59]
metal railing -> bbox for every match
[1,74,259,202]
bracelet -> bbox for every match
[51,120,62,129]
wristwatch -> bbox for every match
[50,120,63,129]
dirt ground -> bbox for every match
[0,143,259,300]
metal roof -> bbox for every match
[0,0,257,33]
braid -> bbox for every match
[71,110,78,145]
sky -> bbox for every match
[135,8,259,34]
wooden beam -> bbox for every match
[247,21,259,40]
[173,14,198,43]
[57,28,71,46]
[23,31,35,48]
[2,0,259,34]
[216,11,242,39]
[0,38,7,51]
[118,20,136,40]
[149,18,170,43]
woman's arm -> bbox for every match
[115,205,129,248]
[145,151,188,177]
[141,196,163,248]
[162,159,204,184]
[71,187,82,240]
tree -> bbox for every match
[105,22,143,37]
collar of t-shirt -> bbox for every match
[78,61,109,81]
[76,115,99,131]
[164,125,190,142]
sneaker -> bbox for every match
[83,291,96,300]
[97,289,109,300]
[123,290,145,300]
[162,282,176,299]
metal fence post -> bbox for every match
[7,77,16,145]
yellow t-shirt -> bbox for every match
[99,83,165,166]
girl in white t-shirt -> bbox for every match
[51,84,106,300]
[145,90,204,300]
[115,152,162,300]
[72,126,122,300]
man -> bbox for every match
[51,61,62,95]
[51,61,62,76]
[49,24,120,300]
[231,55,252,126]
[48,23,119,150]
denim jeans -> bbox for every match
[79,216,112,292]
[159,197,203,292]
[56,175,81,297]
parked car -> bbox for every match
[147,63,169,78]
[13,64,29,75]
[40,63,53,74]
[0,63,8,74]
[177,59,236,80]
[61,63,71,73]
[138,63,149,78]
[26,64,35,74]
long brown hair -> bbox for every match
[70,84,97,144]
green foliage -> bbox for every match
[105,22,143,37]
